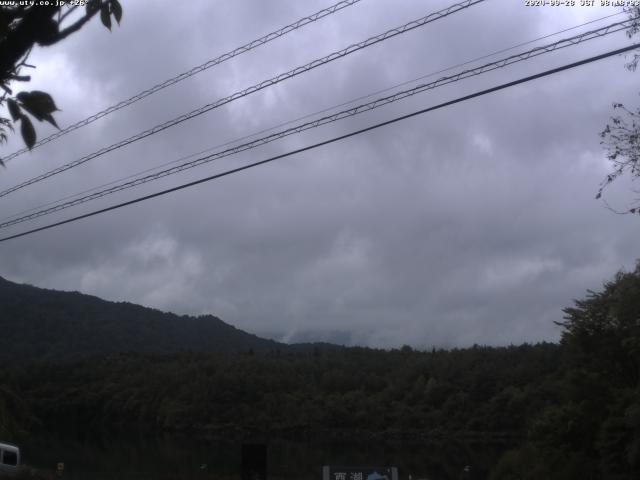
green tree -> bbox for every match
[0,385,31,438]
[558,261,640,387]
[552,261,640,477]
[598,6,640,213]
[0,0,122,159]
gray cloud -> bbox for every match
[1,0,639,348]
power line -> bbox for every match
[0,0,485,199]
[3,9,623,225]
[0,17,631,230]
[1,0,365,163]
[1,42,637,244]
[1,17,630,227]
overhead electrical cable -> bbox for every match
[1,42,637,244]
[3,9,623,224]
[0,0,485,199]
[1,0,365,163]
[0,18,632,230]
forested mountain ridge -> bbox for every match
[0,275,287,359]
[2,261,640,479]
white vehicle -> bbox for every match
[0,442,20,476]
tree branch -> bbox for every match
[44,2,106,45]
[0,6,58,82]
[58,5,79,25]
[46,13,95,44]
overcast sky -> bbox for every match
[1,0,639,348]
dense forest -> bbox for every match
[1,262,639,479]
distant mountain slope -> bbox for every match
[0,276,287,359]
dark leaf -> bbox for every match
[0,117,14,133]
[0,12,8,38]
[0,158,4,168]
[7,99,20,121]
[86,0,101,14]
[17,91,59,122]
[100,3,111,30]
[20,115,36,149]
[110,0,122,24]
[1,83,12,95]
[596,192,602,199]
[26,91,58,114]
[42,113,59,129]
[34,17,59,46]
[17,105,43,121]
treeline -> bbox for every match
[0,343,562,440]
[1,262,639,478]
[491,263,640,479]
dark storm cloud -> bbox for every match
[1,0,639,348]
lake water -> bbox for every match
[20,434,504,480]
